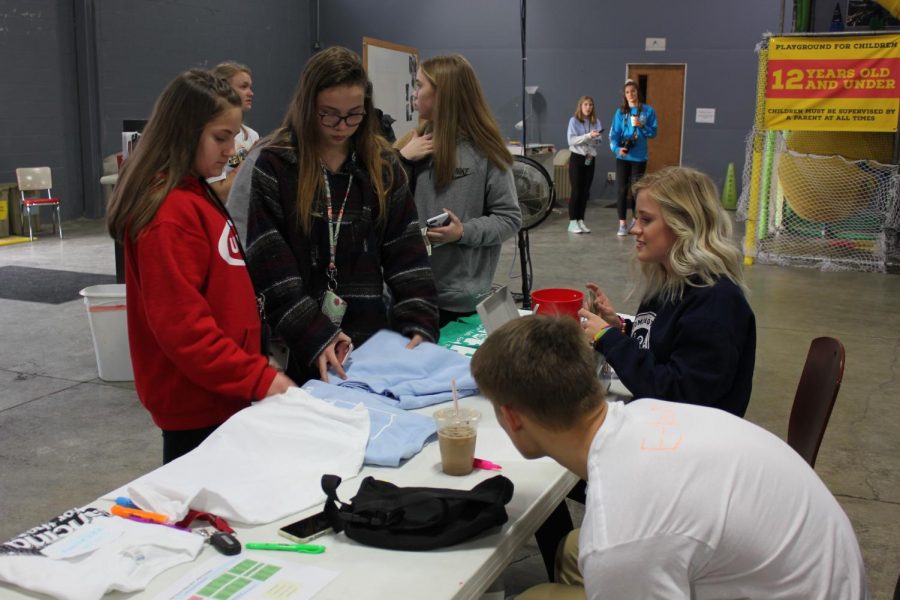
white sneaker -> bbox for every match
[577,220,591,233]
[616,224,628,236]
[568,220,583,234]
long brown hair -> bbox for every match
[619,79,644,115]
[266,46,392,234]
[107,69,240,242]
[573,95,597,124]
[416,54,512,189]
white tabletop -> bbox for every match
[1,394,577,600]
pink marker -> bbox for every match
[473,458,503,471]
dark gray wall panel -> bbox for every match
[2,0,311,221]
[96,0,312,166]
[0,0,83,220]
[316,0,781,196]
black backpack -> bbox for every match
[321,474,514,551]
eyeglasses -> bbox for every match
[318,111,366,128]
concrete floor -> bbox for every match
[0,206,898,598]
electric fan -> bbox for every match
[511,155,554,308]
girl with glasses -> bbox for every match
[398,54,522,327]
[243,47,439,384]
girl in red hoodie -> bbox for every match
[107,69,294,463]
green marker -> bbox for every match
[245,542,326,554]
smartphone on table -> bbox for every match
[278,511,333,544]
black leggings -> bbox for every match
[567,153,595,220]
[162,425,220,464]
[615,159,647,221]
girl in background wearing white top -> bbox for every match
[566,96,603,234]
[208,62,260,201]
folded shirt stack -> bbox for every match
[302,380,436,467]
[339,330,478,409]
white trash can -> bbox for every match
[79,284,134,382]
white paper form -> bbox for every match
[157,553,338,600]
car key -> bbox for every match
[196,527,242,555]
[209,531,242,555]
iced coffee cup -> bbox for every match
[630,115,641,127]
[433,407,481,476]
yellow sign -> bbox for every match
[0,199,8,221]
[765,35,900,131]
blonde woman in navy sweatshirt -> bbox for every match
[579,167,756,417]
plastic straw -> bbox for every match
[451,378,459,417]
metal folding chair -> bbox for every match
[15,166,62,241]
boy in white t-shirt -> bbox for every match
[470,316,868,600]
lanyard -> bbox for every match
[321,160,354,291]
[175,509,234,533]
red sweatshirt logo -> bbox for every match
[218,224,245,266]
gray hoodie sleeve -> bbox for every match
[457,161,521,247]
[225,146,262,247]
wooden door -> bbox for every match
[627,64,685,172]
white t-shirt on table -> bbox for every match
[579,399,868,600]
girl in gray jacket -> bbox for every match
[398,54,521,326]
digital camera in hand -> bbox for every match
[622,136,637,153]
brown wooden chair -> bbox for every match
[787,337,845,468]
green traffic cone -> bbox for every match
[722,162,737,210]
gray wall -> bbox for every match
[95,1,311,168]
[317,0,783,199]
[1,0,312,220]
[2,0,785,220]
[1,0,84,220]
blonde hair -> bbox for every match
[268,47,393,234]
[631,166,747,303]
[211,61,252,135]
[412,54,512,189]
[107,69,240,242]
[210,61,251,81]
[573,95,597,124]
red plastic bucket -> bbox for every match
[531,288,584,320]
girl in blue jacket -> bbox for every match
[609,79,658,236]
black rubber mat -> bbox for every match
[0,266,117,304]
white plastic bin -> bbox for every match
[79,284,134,382]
